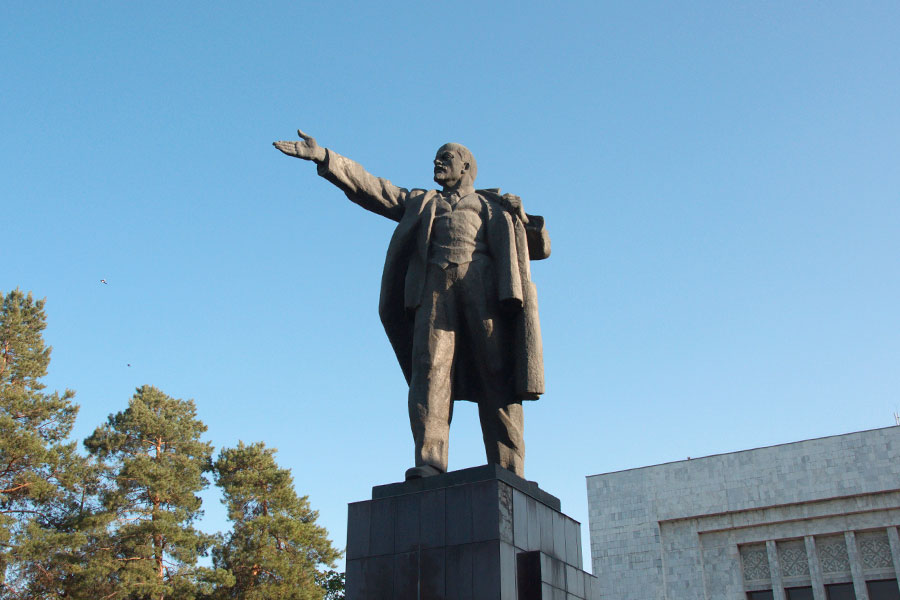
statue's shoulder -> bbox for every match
[398,188,429,206]
[477,188,502,200]
[476,189,508,220]
[408,188,433,203]
[476,188,502,207]
[399,189,436,216]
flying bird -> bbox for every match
[100,279,108,284]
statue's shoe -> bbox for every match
[405,465,443,480]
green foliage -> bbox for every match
[0,292,343,599]
[211,442,340,600]
[317,569,345,600]
[83,385,219,600]
[0,289,90,598]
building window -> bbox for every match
[747,591,774,600]
[825,582,855,600]
[867,579,900,600]
[785,586,814,600]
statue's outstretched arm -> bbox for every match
[273,129,408,222]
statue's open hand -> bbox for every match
[500,194,529,225]
[273,129,326,162]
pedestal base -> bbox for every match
[345,464,599,599]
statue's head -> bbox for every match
[433,143,477,188]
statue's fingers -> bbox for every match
[273,141,296,155]
[296,128,315,143]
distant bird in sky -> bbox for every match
[100,279,108,284]
[127,363,131,367]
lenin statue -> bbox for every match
[274,130,550,480]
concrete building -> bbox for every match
[586,426,900,600]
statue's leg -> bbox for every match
[477,401,525,477]
[458,260,525,477]
[408,265,457,473]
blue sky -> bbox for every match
[3,2,899,570]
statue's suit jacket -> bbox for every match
[317,150,550,401]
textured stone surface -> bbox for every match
[586,426,900,600]
[347,468,596,599]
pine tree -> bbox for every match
[212,442,340,600]
[84,385,218,600]
[317,569,345,600]
[0,289,88,597]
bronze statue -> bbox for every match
[274,130,550,479]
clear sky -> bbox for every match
[3,2,899,571]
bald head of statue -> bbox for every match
[433,143,477,190]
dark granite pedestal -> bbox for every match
[345,464,599,599]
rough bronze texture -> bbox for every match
[275,131,550,478]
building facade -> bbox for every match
[586,426,900,600]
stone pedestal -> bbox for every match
[345,464,599,599]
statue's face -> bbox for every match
[433,146,468,188]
